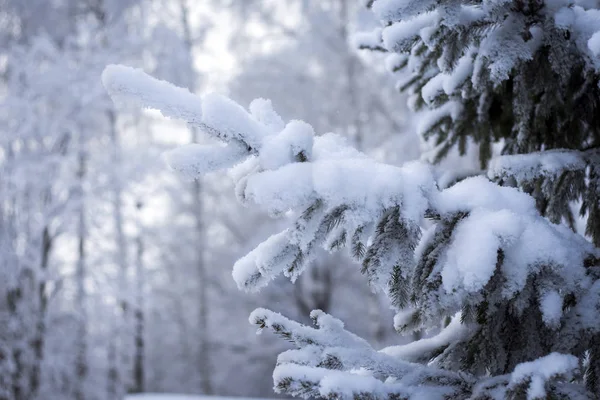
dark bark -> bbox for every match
[132,209,145,393]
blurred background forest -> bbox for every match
[0,1,435,399]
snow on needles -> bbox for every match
[164,142,248,179]
[101,51,600,397]
[508,353,579,400]
[381,313,469,363]
[488,149,588,184]
[382,10,439,52]
[104,63,599,339]
[102,64,203,127]
[371,0,437,22]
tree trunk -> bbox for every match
[294,260,333,319]
[74,134,88,400]
[178,0,213,393]
[339,0,363,150]
[131,201,145,393]
[107,336,119,399]
[192,146,213,395]
[108,109,129,398]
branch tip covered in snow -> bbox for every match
[102,64,204,126]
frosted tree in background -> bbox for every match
[144,0,216,393]
[227,0,416,156]
[104,0,600,397]
[0,1,162,399]
[2,0,423,397]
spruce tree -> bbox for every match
[357,0,600,246]
[103,1,600,398]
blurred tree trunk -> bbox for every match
[74,133,88,400]
[132,201,145,393]
[294,260,333,318]
[107,335,119,399]
[338,0,363,150]
[28,131,70,399]
[108,108,129,398]
[178,0,213,394]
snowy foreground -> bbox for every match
[126,395,270,400]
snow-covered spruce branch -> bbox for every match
[353,1,600,254]
[250,309,590,400]
[488,148,600,245]
[102,65,600,399]
[488,148,597,184]
[251,308,474,399]
[355,1,600,188]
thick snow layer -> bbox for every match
[420,54,473,104]
[415,101,463,137]
[420,73,446,105]
[540,290,563,327]
[588,31,600,56]
[232,230,297,290]
[382,11,439,52]
[433,176,594,299]
[250,308,372,349]
[249,98,285,133]
[164,142,248,179]
[555,6,576,28]
[102,65,203,126]
[570,6,600,69]
[371,0,437,21]
[384,53,408,72]
[477,16,541,84]
[442,208,522,292]
[508,353,579,399]
[488,149,587,183]
[382,313,468,362]
[434,176,536,216]
[259,120,314,170]
[201,93,267,150]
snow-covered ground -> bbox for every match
[126,395,269,400]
